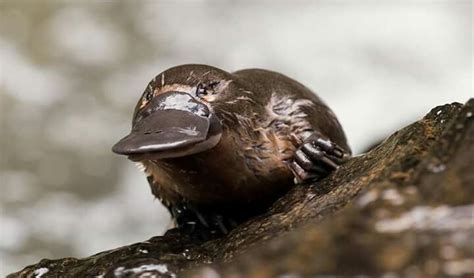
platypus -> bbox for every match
[113,64,351,235]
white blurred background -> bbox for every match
[0,0,472,275]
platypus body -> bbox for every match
[113,64,351,235]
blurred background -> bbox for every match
[0,0,471,275]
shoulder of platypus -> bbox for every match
[231,68,350,154]
[221,70,310,161]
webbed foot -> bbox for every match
[170,203,238,241]
[290,133,350,183]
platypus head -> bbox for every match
[112,64,238,161]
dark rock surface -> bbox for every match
[10,99,473,277]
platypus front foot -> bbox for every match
[290,133,350,183]
[170,203,238,240]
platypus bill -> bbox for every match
[113,64,351,237]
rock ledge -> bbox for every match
[10,99,473,277]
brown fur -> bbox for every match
[127,65,350,212]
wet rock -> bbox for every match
[10,99,473,277]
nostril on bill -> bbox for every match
[144,130,162,135]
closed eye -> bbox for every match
[196,81,220,98]
[144,90,154,102]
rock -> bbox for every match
[9,99,473,277]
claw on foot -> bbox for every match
[169,203,239,240]
[290,133,350,184]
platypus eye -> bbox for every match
[196,84,206,97]
[144,90,154,102]
[196,81,220,98]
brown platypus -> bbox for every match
[113,64,351,235]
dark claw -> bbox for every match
[214,215,229,234]
[302,143,339,169]
[290,161,319,183]
[294,150,329,174]
[186,203,209,228]
[169,202,237,240]
[313,138,344,158]
[294,150,314,171]
[291,133,350,183]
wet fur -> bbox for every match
[133,65,350,217]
